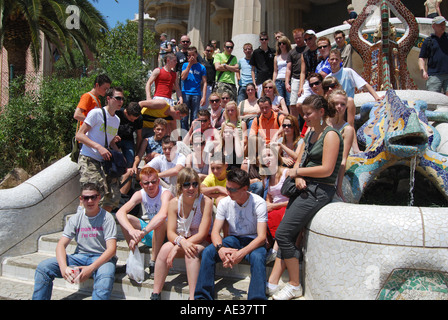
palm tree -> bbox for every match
[0,0,108,78]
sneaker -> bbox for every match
[150,292,161,300]
[265,283,279,297]
[149,260,155,279]
[272,283,303,300]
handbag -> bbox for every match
[70,122,80,162]
[101,108,127,178]
[281,175,301,198]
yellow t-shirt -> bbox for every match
[141,103,173,128]
[202,173,227,188]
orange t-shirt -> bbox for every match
[249,111,284,144]
[77,92,101,121]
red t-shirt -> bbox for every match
[154,67,176,98]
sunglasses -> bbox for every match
[142,180,158,186]
[318,45,329,50]
[323,83,337,90]
[310,80,321,87]
[264,86,274,89]
[279,42,286,46]
[304,37,313,41]
[113,96,124,101]
[282,123,293,128]
[210,99,220,103]
[226,186,242,193]
[260,38,269,41]
[183,181,199,189]
[222,97,230,100]
[226,46,234,49]
[181,40,191,44]
[81,194,100,201]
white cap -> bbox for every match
[305,30,316,36]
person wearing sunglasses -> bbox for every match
[76,87,124,213]
[273,115,303,168]
[250,31,276,97]
[273,36,292,108]
[152,168,213,300]
[315,36,332,78]
[33,183,118,300]
[195,168,268,300]
[214,40,239,101]
[116,167,174,279]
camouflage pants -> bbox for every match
[215,82,237,101]
[78,155,121,209]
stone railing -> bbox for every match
[0,156,80,265]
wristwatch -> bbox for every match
[215,243,223,252]
[142,226,147,235]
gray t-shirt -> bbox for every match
[63,207,117,255]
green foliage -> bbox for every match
[0,76,92,179]
[94,21,158,102]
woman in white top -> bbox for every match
[273,36,292,106]
[425,0,442,18]
[238,83,260,130]
[151,168,213,300]
[261,79,289,116]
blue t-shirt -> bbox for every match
[316,58,332,76]
[182,62,207,96]
[238,58,253,87]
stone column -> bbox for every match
[231,0,262,60]
[187,0,210,53]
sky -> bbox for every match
[91,0,139,28]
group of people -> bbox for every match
[32,11,448,300]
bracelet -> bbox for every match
[174,235,185,247]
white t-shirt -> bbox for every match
[328,67,367,98]
[80,108,120,162]
[148,152,186,186]
[215,193,268,239]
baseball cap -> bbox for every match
[161,33,168,37]
[432,16,446,24]
[305,30,316,36]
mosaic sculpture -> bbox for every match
[342,89,448,204]
[349,0,419,91]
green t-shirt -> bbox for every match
[214,53,238,85]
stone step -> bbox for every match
[1,251,252,300]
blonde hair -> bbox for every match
[175,168,201,197]
[223,101,239,121]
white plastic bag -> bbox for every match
[126,248,145,283]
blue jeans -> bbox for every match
[275,79,290,107]
[117,139,135,168]
[237,85,248,105]
[194,236,267,300]
[32,253,117,300]
[181,93,202,131]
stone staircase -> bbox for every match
[0,214,284,300]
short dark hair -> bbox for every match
[125,102,142,117]
[334,30,345,37]
[226,168,250,188]
[94,74,111,87]
[257,96,272,105]
[81,182,102,195]
[303,95,336,119]
[198,109,211,119]
[161,135,176,146]
[106,86,123,98]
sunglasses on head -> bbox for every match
[182,181,199,189]
[81,194,99,201]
